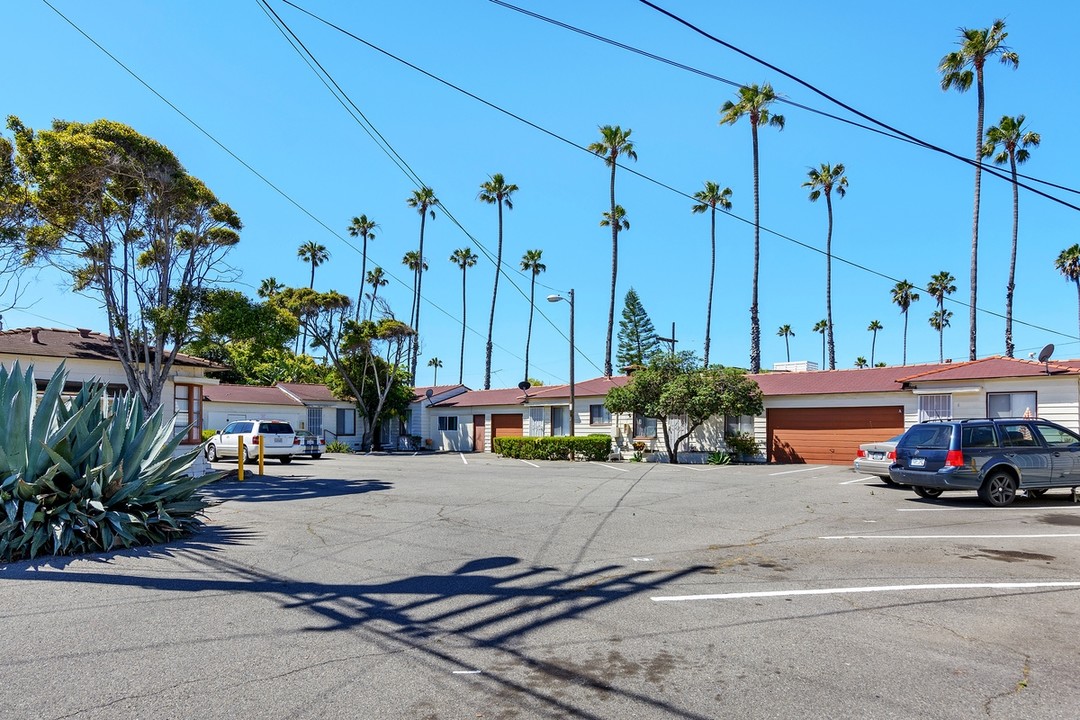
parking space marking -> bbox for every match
[452,670,482,675]
[518,459,540,468]
[841,476,876,485]
[820,533,1080,540]
[897,505,1080,512]
[591,462,629,473]
[652,580,1080,602]
[769,466,827,476]
[459,453,468,465]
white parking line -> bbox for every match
[452,670,482,674]
[518,459,540,468]
[769,466,827,476]
[898,505,1080,512]
[840,476,876,485]
[652,580,1080,602]
[592,462,629,472]
[459,453,468,465]
[820,533,1080,540]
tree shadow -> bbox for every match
[201,475,392,503]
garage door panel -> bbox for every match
[767,406,903,465]
[490,413,523,438]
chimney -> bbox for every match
[77,328,92,338]
[31,328,42,344]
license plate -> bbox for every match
[910,457,926,468]
[870,452,884,460]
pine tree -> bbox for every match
[617,288,661,369]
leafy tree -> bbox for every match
[812,319,828,369]
[927,270,957,362]
[406,186,438,382]
[365,266,388,321]
[478,174,517,389]
[449,248,478,384]
[720,83,785,374]
[867,319,884,366]
[0,128,31,312]
[9,116,241,413]
[587,125,637,377]
[347,214,378,321]
[1054,245,1080,340]
[617,287,661,369]
[691,180,732,366]
[520,248,546,382]
[940,19,1019,361]
[604,352,763,464]
[855,356,868,369]
[224,344,325,386]
[777,324,794,363]
[803,162,848,370]
[891,280,921,365]
[427,356,442,386]
[983,115,1039,358]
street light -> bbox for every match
[546,289,575,437]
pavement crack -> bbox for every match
[983,653,1031,716]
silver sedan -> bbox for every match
[853,434,904,484]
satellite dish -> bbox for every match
[1038,343,1055,363]
[518,380,532,392]
[424,388,434,406]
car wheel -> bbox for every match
[913,486,943,499]
[879,474,896,486]
[279,456,292,464]
[311,453,322,460]
[979,471,1018,507]
[206,444,218,462]
[243,445,252,463]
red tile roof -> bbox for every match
[898,356,1080,383]
[0,327,218,368]
[276,382,340,402]
[431,376,632,408]
[203,384,303,405]
[434,387,527,408]
[412,384,468,402]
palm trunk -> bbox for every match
[825,191,835,370]
[704,204,716,366]
[902,309,908,365]
[1005,153,1019,358]
[749,122,761,374]
[871,331,877,366]
[1075,279,1080,341]
[459,266,467,385]
[412,212,428,382]
[821,333,825,369]
[356,234,367,322]
[484,202,503,390]
[300,261,315,353]
[525,273,536,380]
[605,159,618,377]
[969,69,986,361]
[369,279,379,321]
[784,335,790,362]
[939,300,945,363]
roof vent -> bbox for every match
[77,328,92,338]
[944,359,952,364]
[30,328,41,344]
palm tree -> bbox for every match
[427,357,443,387]
[406,186,438,381]
[691,181,733,366]
[777,324,794,363]
[812,319,828,369]
[940,19,1019,361]
[402,251,428,328]
[587,125,637,377]
[803,163,848,370]
[519,249,546,381]
[347,214,378,321]
[365,267,388,321]
[478,173,518,389]
[257,277,284,299]
[983,115,1040,358]
[720,83,785,374]
[927,271,957,362]
[855,357,868,369]
[449,247,478,385]
[1054,245,1080,340]
[867,320,884,367]
[296,241,330,352]
[891,280,921,365]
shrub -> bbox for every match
[724,431,760,459]
[202,429,217,442]
[492,434,611,461]
[707,451,732,465]
[0,362,221,562]
[326,441,351,453]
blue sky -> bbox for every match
[6,1,1080,388]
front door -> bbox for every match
[473,414,486,452]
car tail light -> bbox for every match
[293,437,301,446]
[856,449,866,458]
[887,450,896,460]
[945,450,964,467]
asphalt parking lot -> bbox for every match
[3,453,1080,719]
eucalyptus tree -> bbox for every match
[803,163,848,370]
[519,249,546,382]
[691,181,733,366]
[1054,245,1080,340]
[940,19,1019,360]
[812,319,828,369]
[982,115,1040,357]
[406,186,438,380]
[719,83,785,373]
[891,280,921,365]
[347,214,378,321]
[587,125,637,377]
[927,271,957,362]
[427,356,443,387]
[478,173,518,389]
[365,266,388,321]
[867,320,884,367]
[777,324,794,363]
[449,247,478,384]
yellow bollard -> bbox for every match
[238,436,245,482]
[258,434,264,476]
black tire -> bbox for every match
[913,486,943,499]
[279,456,293,464]
[879,474,896,486]
[206,444,218,462]
[978,471,1018,507]
[311,453,322,460]
[243,445,252,463]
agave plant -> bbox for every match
[0,362,220,562]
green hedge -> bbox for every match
[492,434,611,461]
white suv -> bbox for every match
[206,420,296,464]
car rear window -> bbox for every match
[902,425,952,449]
[259,422,294,435]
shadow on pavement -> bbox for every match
[201,475,392,503]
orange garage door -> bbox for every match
[767,406,904,465]
[490,413,523,439]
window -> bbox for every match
[724,415,755,435]
[307,407,323,437]
[961,425,997,448]
[633,413,657,438]
[529,407,545,436]
[438,416,459,432]
[918,394,952,422]
[336,408,356,436]
[987,392,1037,419]
[1032,423,1080,448]
[173,383,202,445]
[999,422,1038,447]
[551,407,567,436]
[590,404,611,425]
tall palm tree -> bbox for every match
[720,83,785,374]
[803,163,848,370]
[777,324,794,362]
[927,271,957,362]
[940,19,1019,361]
[427,357,442,387]
[478,173,518,389]
[257,277,284,299]
[983,114,1040,358]
[296,241,329,352]
[402,251,428,328]
[891,280,921,365]
[867,320,884,366]
[406,186,438,381]
[691,181,733,367]
[587,125,637,377]
[519,249,546,381]
[1054,245,1080,340]
[812,319,828,369]
[347,214,378,321]
[365,266,388,321]
[449,247,478,385]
